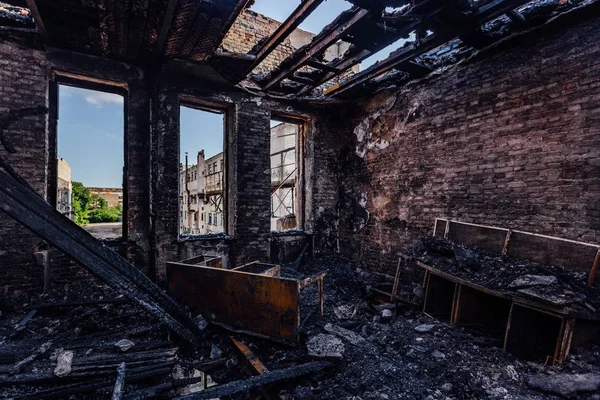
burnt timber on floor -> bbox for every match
[167,259,326,344]
[0,166,203,347]
[420,219,600,364]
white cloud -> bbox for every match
[84,91,124,108]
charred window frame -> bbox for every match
[48,73,129,241]
[270,113,307,232]
[177,98,230,239]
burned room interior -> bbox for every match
[1,0,600,398]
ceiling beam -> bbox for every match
[296,13,430,95]
[326,34,448,96]
[306,58,340,74]
[262,7,370,91]
[506,9,528,26]
[153,0,179,60]
[325,0,532,97]
[247,0,325,73]
[212,0,254,55]
[24,0,48,42]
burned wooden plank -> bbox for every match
[0,169,202,347]
[230,337,269,376]
[24,0,48,41]
[153,0,179,60]
[9,341,52,375]
[111,362,126,400]
[175,361,331,400]
[508,231,599,275]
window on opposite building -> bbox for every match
[56,84,125,240]
[179,104,227,237]
[270,117,303,232]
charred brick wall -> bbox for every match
[0,41,151,296]
[0,41,48,296]
[337,16,600,273]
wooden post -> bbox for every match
[587,249,600,286]
[318,278,324,315]
[502,229,512,256]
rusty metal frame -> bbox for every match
[167,259,326,343]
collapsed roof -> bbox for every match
[0,0,598,99]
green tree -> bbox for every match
[71,181,90,226]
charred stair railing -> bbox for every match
[0,167,203,346]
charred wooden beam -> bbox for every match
[231,337,269,376]
[9,341,52,375]
[0,169,203,347]
[296,8,437,96]
[213,0,254,55]
[325,33,448,96]
[507,9,527,25]
[248,0,325,73]
[287,74,318,86]
[24,0,48,42]
[153,0,179,60]
[111,362,126,400]
[175,361,331,400]
[263,7,370,91]
[306,58,339,73]
[326,0,532,96]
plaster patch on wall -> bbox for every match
[353,95,397,158]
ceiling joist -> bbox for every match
[325,0,534,97]
[262,7,370,91]
[247,0,325,74]
[24,0,47,42]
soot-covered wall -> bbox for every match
[338,16,600,272]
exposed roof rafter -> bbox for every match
[262,7,370,91]
[24,0,48,42]
[247,0,325,73]
[325,0,534,97]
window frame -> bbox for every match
[48,73,129,241]
[178,99,230,239]
[269,113,307,233]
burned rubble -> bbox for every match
[416,236,600,313]
[1,0,600,398]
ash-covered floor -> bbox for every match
[1,253,600,399]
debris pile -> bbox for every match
[2,254,600,399]
[416,236,600,312]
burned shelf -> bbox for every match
[416,219,600,364]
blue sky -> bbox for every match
[250,0,352,33]
[58,87,226,188]
[180,106,224,166]
[58,85,124,188]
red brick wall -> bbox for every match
[222,9,309,75]
[337,16,600,273]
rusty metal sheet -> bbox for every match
[167,262,299,343]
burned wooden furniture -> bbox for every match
[419,219,600,364]
[167,259,326,344]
